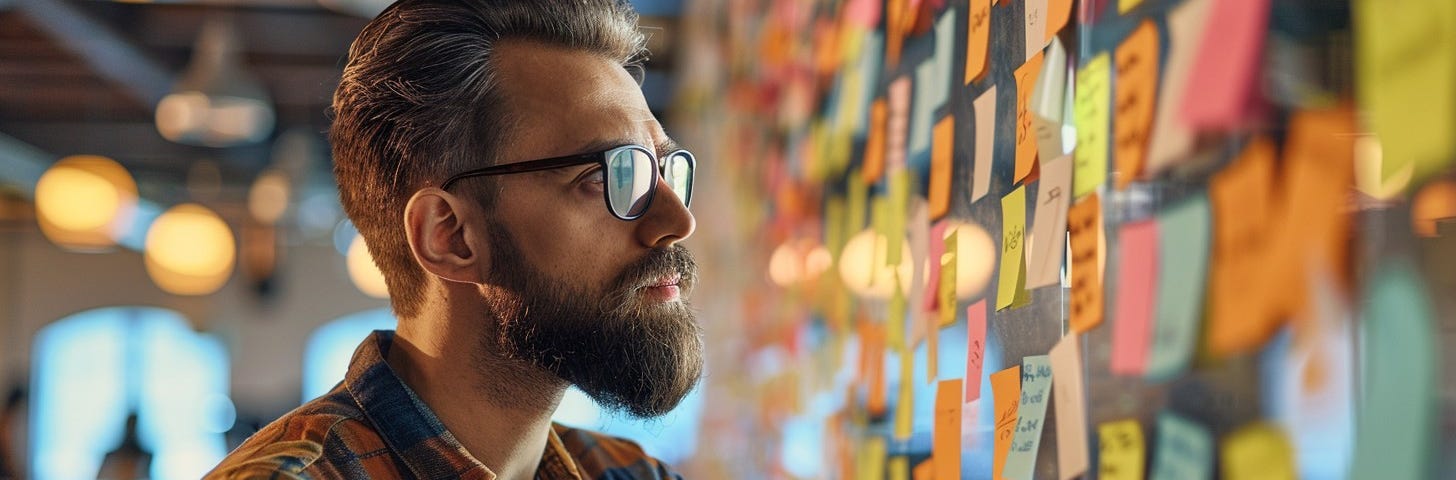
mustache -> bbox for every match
[609,245,698,296]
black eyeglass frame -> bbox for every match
[439,144,695,221]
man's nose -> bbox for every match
[635,177,695,248]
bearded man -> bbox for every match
[209,1,702,478]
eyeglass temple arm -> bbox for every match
[440,152,602,190]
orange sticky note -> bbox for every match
[864,99,888,184]
[1146,0,1215,175]
[1046,0,1072,44]
[1014,53,1046,184]
[1110,220,1159,376]
[1049,335,1090,480]
[1113,20,1159,190]
[1099,420,1145,480]
[913,457,934,480]
[964,0,992,84]
[1181,0,1270,130]
[1207,137,1276,355]
[1068,194,1104,332]
[933,379,963,480]
[861,319,888,416]
[964,300,988,402]
[886,0,908,66]
[992,366,1022,480]
[929,116,955,219]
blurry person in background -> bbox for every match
[0,386,24,480]
[208,0,701,479]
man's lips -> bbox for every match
[640,273,683,302]
[647,273,681,288]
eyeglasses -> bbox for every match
[440,144,695,221]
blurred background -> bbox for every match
[1,0,1454,479]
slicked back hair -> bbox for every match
[331,0,648,318]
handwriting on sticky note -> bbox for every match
[1050,335,1089,480]
[1027,155,1072,289]
[997,186,1028,310]
[964,300,988,401]
[1003,356,1053,480]
[965,0,992,84]
[1146,0,1214,176]
[1222,422,1295,480]
[1014,53,1046,184]
[972,86,997,202]
[1207,137,1275,355]
[1151,412,1212,480]
[933,379,962,480]
[1073,53,1111,198]
[1099,419,1145,480]
[864,99,888,184]
[991,366,1022,480]
[1110,220,1159,376]
[1356,0,1456,184]
[1147,195,1211,381]
[929,116,955,219]
[1181,0,1270,130]
[938,229,958,327]
[1113,20,1159,190]
[1068,194,1104,331]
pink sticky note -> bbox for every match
[1110,220,1159,375]
[1179,0,1270,130]
[845,0,883,27]
[888,77,912,171]
[924,221,951,311]
[965,299,989,401]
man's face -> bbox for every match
[468,42,702,418]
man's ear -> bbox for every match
[403,188,487,284]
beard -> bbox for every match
[479,221,704,419]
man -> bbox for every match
[208,0,702,478]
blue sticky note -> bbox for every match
[1151,412,1213,480]
[1146,195,1211,381]
[1003,355,1053,480]
[1351,262,1438,480]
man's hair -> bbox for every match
[331,0,648,318]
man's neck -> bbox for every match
[386,315,566,480]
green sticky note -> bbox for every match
[1003,355,1053,480]
[1351,262,1438,480]
[1146,195,1211,381]
[1151,412,1212,480]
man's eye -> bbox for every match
[579,167,605,185]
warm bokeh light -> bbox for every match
[156,92,275,148]
[1412,179,1456,238]
[247,169,291,225]
[943,220,998,299]
[144,204,236,295]
[346,234,390,299]
[34,155,138,251]
[768,241,805,287]
[1354,135,1413,200]
[837,228,913,299]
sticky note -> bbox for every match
[894,340,915,439]
[937,228,958,328]
[1098,419,1145,480]
[886,169,911,267]
[964,300,988,402]
[887,273,906,351]
[1206,137,1276,355]
[1221,422,1294,480]
[1027,155,1072,289]
[845,0,883,27]
[1351,262,1438,480]
[1046,0,1072,44]
[1049,335,1089,480]
[910,59,939,159]
[1073,53,1111,198]
[997,186,1028,310]
[1024,0,1048,61]
[1112,20,1159,190]
[886,0,907,66]
[1031,39,1068,160]
[1151,412,1212,480]
[1146,195,1210,381]
[907,201,931,370]
[1180,0,1270,130]
[933,379,963,480]
[888,77,912,172]
[1146,0,1215,176]
[912,457,933,480]
[889,456,909,480]
[964,0,991,84]
[864,99,888,184]
[929,116,955,219]
[1110,220,1159,376]
[1003,356,1053,480]
[991,366,1022,480]
[1067,194,1103,332]
[924,221,950,311]
[1014,53,1046,184]
[972,86,997,202]
[861,318,888,416]
[1355,0,1456,184]
[859,435,887,480]
[1118,0,1141,14]
[852,34,885,136]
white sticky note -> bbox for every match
[972,86,997,202]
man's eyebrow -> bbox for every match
[571,138,636,156]
[656,137,683,156]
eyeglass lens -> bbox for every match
[606,147,695,219]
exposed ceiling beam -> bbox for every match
[13,0,173,107]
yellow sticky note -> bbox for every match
[1073,53,1111,198]
[937,229,958,327]
[1098,419,1145,480]
[888,275,907,351]
[997,186,1028,310]
[1222,422,1295,480]
[887,169,911,267]
[889,456,909,480]
[894,340,915,439]
[859,436,888,480]
[1355,0,1456,185]
[1119,0,1143,14]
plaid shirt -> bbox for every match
[207,330,683,480]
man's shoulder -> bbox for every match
[206,389,406,479]
[551,423,684,480]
